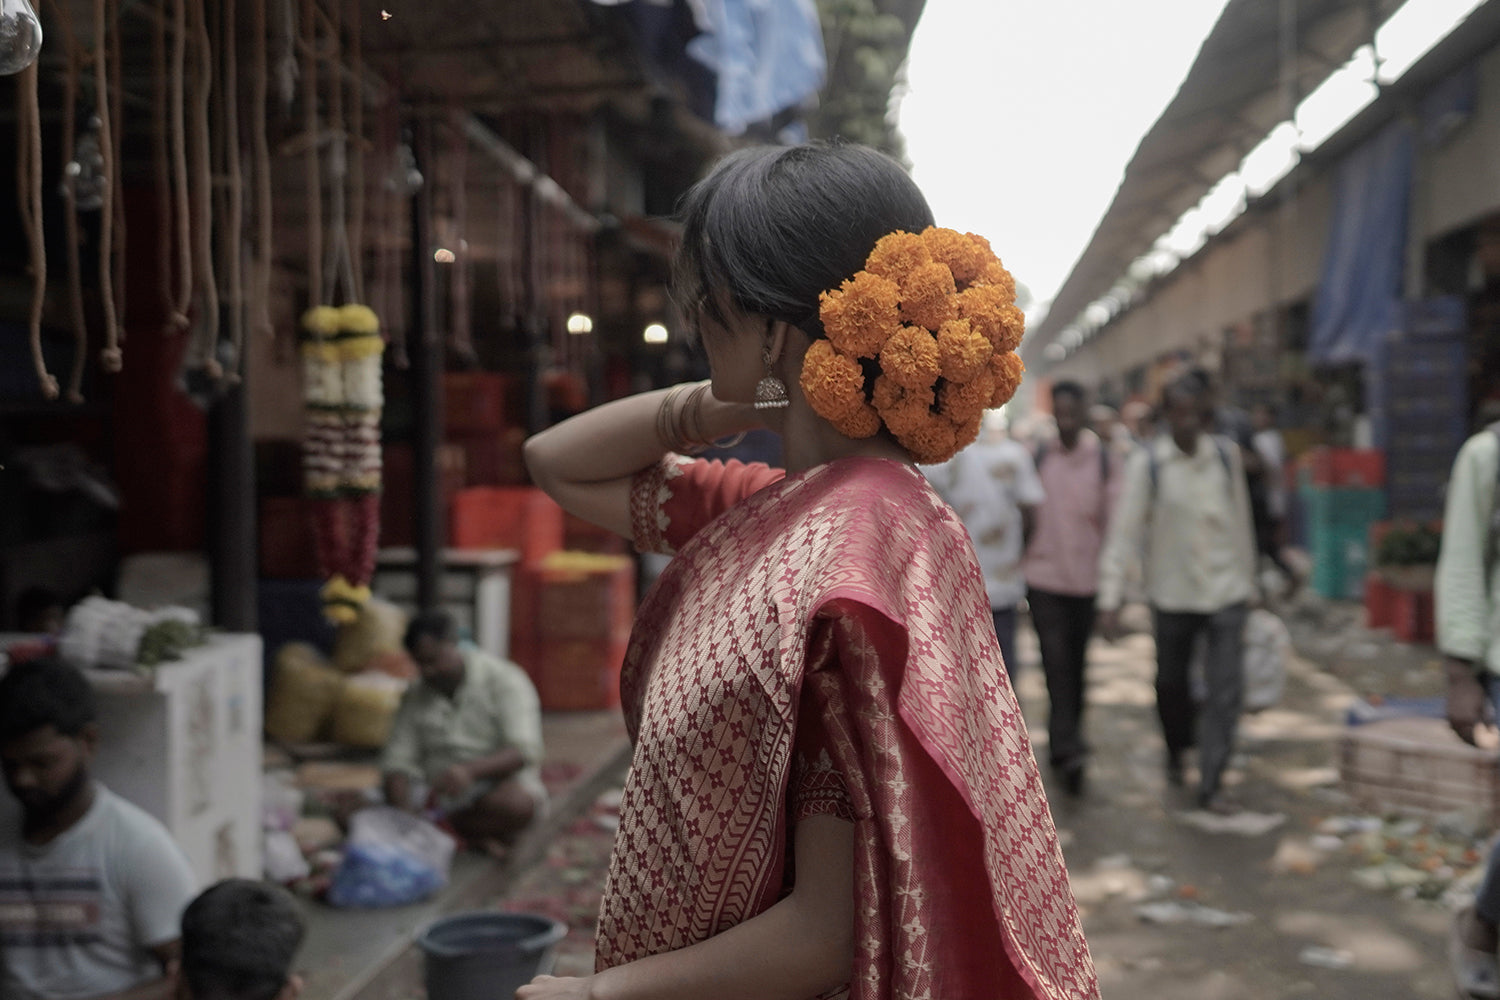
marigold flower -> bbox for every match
[940,368,997,428]
[879,324,942,390]
[829,401,883,439]
[819,271,902,358]
[958,285,1020,350]
[935,319,991,383]
[800,340,870,423]
[976,260,1017,303]
[899,419,959,466]
[899,262,959,330]
[301,305,342,336]
[994,303,1026,353]
[922,227,988,285]
[864,231,931,280]
[951,409,984,453]
[989,351,1025,408]
[872,375,933,426]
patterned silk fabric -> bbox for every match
[599,455,1099,999]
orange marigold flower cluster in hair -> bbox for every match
[880,324,941,390]
[899,262,958,331]
[818,271,901,358]
[865,231,931,280]
[800,340,880,439]
[800,225,1026,465]
[922,227,988,284]
[936,319,990,382]
[989,352,1025,408]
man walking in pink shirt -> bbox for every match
[1025,381,1119,796]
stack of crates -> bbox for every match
[510,554,635,710]
[1301,448,1387,601]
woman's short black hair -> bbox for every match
[403,609,458,653]
[1050,380,1088,405]
[181,880,306,1000]
[673,141,936,337]
[0,658,96,744]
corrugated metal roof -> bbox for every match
[1023,0,1405,365]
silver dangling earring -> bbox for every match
[754,343,790,410]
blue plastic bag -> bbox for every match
[326,806,456,909]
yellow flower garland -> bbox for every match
[801,226,1026,465]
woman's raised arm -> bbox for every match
[522,384,761,542]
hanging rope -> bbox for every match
[347,0,366,305]
[190,0,220,376]
[17,65,57,400]
[61,31,88,402]
[448,116,473,361]
[251,0,274,339]
[223,0,246,378]
[169,0,192,328]
[303,0,324,308]
[377,95,406,368]
[95,0,123,372]
[152,0,174,325]
[108,0,125,351]
[320,0,356,306]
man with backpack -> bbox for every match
[1096,373,1258,812]
[1438,420,1500,999]
[1024,381,1118,796]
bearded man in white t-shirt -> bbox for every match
[0,659,198,1000]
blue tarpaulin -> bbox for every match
[1307,120,1414,367]
[686,0,826,135]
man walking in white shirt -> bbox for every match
[1097,375,1258,811]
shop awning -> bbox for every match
[1023,0,1405,367]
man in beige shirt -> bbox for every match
[1097,374,1257,811]
[382,611,546,849]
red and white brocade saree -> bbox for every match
[599,454,1098,1000]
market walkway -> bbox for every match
[360,600,1477,998]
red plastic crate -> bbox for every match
[1391,587,1434,645]
[1307,448,1386,488]
[449,487,564,563]
[259,496,320,579]
[512,563,635,643]
[563,512,627,554]
[443,372,511,434]
[451,428,528,487]
[380,443,467,547]
[511,636,628,711]
[1364,574,1396,630]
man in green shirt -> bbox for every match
[381,611,546,850]
[1439,423,1500,999]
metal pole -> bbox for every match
[208,374,257,631]
[410,119,444,612]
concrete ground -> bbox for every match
[296,710,630,1000]
[314,597,1484,1000]
[1042,602,1459,1000]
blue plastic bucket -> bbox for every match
[417,912,569,1000]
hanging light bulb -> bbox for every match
[0,0,43,76]
[60,114,107,211]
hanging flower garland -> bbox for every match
[801,226,1026,465]
[301,304,384,624]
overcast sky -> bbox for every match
[897,0,1232,317]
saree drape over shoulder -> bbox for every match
[599,454,1098,999]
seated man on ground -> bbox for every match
[0,658,199,1000]
[381,611,546,853]
[177,880,304,1000]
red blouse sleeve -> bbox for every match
[628,455,785,555]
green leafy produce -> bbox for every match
[1374,523,1442,567]
[136,619,205,667]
